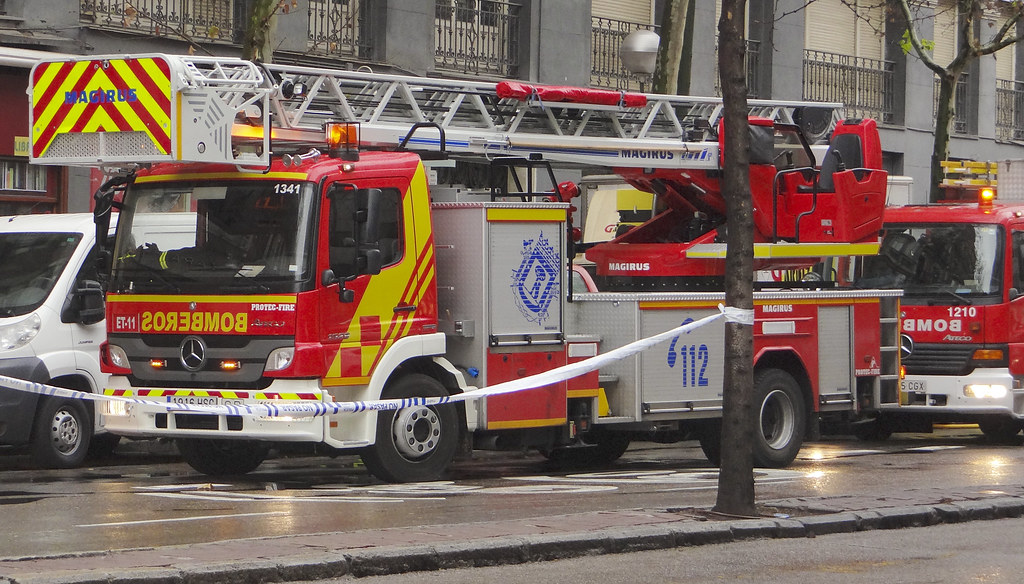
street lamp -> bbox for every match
[619,29,659,91]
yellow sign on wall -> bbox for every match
[13,136,29,157]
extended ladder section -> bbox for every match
[29,53,843,170]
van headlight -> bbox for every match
[0,314,41,351]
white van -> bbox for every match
[0,212,197,468]
[0,213,112,467]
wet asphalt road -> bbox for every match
[1,427,1022,560]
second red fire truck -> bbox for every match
[841,161,1024,441]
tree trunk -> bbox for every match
[714,0,756,517]
[653,0,691,94]
[930,73,958,202]
[242,0,278,62]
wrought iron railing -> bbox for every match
[933,74,970,135]
[434,0,520,78]
[712,39,762,98]
[307,0,373,60]
[803,49,895,123]
[79,0,242,44]
[995,79,1024,141]
[590,17,658,91]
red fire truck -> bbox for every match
[842,161,1024,441]
[28,54,900,482]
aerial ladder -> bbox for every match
[31,54,887,287]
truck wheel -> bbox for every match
[31,398,91,469]
[360,374,459,483]
[978,418,1022,444]
[177,439,269,475]
[752,368,806,468]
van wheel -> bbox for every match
[753,368,806,468]
[360,374,459,483]
[31,398,91,469]
[177,439,269,475]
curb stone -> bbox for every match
[5,497,1024,584]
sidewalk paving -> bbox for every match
[2,490,1024,584]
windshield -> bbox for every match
[111,180,317,294]
[851,223,1003,298]
[0,232,81,317]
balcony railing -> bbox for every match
[307,0,373,60]
[803,50,894,123]
[435,0,520,78]
[79,0,242,44]
[933,74,970,135]
[995,79,1024,142]
[712,39,762,98]
[590,17,657,91]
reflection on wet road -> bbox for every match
[1,427,1022,560]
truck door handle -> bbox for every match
[394,304,416,313]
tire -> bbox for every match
[360,374,459,483]
[177,438,269,475]
[31,398,92,469]
[752,368,806,468]
[978,417,1022,444]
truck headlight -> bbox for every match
[265,347,294,372]
[0,313,41,350]
[104,399,129,416]
[964,384,1008,399]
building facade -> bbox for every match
[1,0,1023,208]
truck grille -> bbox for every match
[902,343,976,375]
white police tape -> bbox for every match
[720,305,754,326]
[0,307,729,418]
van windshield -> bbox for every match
[850,223,1003,301]
[0,232,81,317]
[110,180,317,294]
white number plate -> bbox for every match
[166,396,244,406]
[901,379,927,393]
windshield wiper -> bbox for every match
[927,289,972,306]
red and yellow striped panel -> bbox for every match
[104,389,321,401]
[31,57,172,159]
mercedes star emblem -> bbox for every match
[900,334,914,359]
[180,336,207,372]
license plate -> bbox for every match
[166,396,243,407]
[901,379,927,393]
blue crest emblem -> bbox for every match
[511,231,559,324]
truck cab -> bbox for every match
[846,199,1024,440]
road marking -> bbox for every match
[138,491,413,503]
[132,483,232,492]
[77,511,288,528]
[514,468,804,488]
[905,445,966,452]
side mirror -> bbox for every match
[321,269,355,303]
[62,280,105,325]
